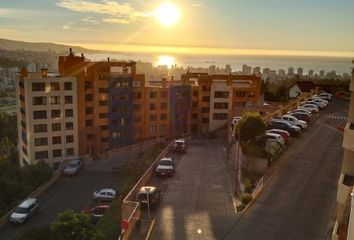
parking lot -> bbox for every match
[0,150,141,240]
[139,99,347,240]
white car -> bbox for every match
[291,109,312,117]
[266,132,285,149]
[155,157,175,177]
[311,99,328,108]
[299,104,319,113]
[93,188,116,202]
[282,115,308,129]
[318,93,332,101]
[9,198,39,224]
[64,159,83,176]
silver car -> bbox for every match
[64,159,83,176]
[9,198,39,224]
[93,188,116,202]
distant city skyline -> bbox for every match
[0,0,354,57]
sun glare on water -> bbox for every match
[155,2,181,27]
[156,55,176,68]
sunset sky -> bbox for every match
[1,0,354,57]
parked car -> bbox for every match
[311,97,329,105]
[267,129,290,143]
[291,109,312,117]
[266,132,285,149]
[137,186,161,209]
[301,100,326,110]
[64,158,83,176]
[82,204,110,224]
[282,115,308,130]
[9,198,39,224]
[93,188,116,202]
[155,157,175,177]
[318,92,332,101]
[298,104,319,113]
[289,112,311,124]
[268,119,301,137]
[173,139,187,153]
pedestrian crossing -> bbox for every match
[327,115,348,121]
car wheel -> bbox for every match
[96,198,101,202]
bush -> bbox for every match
[240,141,268,158]
[244,178,253,193]
[242,193,253,206]
[95,199,121,240]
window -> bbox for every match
[160,114,167,120]
[66,135,74,143]
[192,113,198,120]
[85,94,93,101]
[100,125,108,131]
[202,118,209,124]
[112,94,128,101]
[50,82,60,91]
[33,110,47,119]
[160,102,167,110]
[51,110,61,118]
[50,96,60,105]
[99,113,108,118]
[52,136,62,145]
[160,91,168,98]
[33,96,46,105]
[52,123,61,131]
[247,91,255,97]
[34,137,48,146]
[112,106,127,113]
[133,104,141,111]
[192,101,198,108]
[214,91,229,98]
[201,107,209,113]
[34,124,47,133]
[98,88,108,93]
[99,100,108,106]
[65,109,73,117]
[86,107,93,114]
[87,134,94,140]
[213,113,228,120]
[149,125,157,133]
[236,91,246,97]
[85,81,93,90]
[160,125,167,133]
[134,116,142,123]
[65,122,74,130]
[133,92,141,99]
[35,151,48,160]
[32,82,45,91]
[64,82,72,90]
[202,85,210,91]
[86,120,93,127]
[202,96,210,102]
[53,149,62,158]
[150,103,157,110]
[193,90,198,97]
[66,148,74,156]
[214,102,228,109]
[149,115,157,121]
[150,92,157,98]
[65,96,73,104]
[101,137,109,142]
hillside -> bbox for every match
[0,38,98,54]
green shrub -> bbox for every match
[242,193,253,206]
[241,141,268,158]
[243,178,253,193]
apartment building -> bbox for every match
[333,69,354,240]
[16,68,79,167]
[183,73,261,136]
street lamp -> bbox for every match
[146,188,151,220]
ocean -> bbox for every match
[86,53,353,75]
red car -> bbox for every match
[82,204,110,216]
[267,129,290,143]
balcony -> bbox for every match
[343,123,354,152]
[337,174,354,206]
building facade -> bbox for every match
[333,69,354,240]
[16,69,79,167]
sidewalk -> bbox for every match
[129,219,153,240]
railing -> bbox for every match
[251,177,264,199]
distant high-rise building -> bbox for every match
[319,70,325,77]
[225,64,232,74]
[278,69,286,76]
[242,64,252,75]
[288,67,294,76]
[16,68,79,167]
[297,67,303,76]
[253,66,261,75]
[308,70,314,77]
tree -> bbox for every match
[236,112,266,143]
[50,211,104,240]
[18,226,51,240]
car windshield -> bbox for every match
[66,162,77,168]
[15,206,29,214]
[159,160,172,166]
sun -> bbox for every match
[155,2,181,27]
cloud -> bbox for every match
[56,0,149,24]
[191,3,203,7]
[61,22,102,32]
[81,17,99,25]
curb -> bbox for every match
[144,219,156,240]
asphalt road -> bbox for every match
[148,99,348,240]
[0,150,141,240]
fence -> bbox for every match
[120,140,174,240]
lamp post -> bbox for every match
[146,189,151,220]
